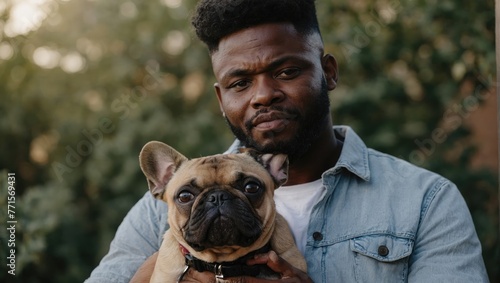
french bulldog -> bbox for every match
[139,141,307,283]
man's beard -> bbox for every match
[225,80,331,163]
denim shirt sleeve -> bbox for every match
[408,179,488,282]
[84,192,168,283]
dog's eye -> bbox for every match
[178,191,194,203]
[244,182,261,194]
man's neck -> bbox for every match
[285,124,342,186]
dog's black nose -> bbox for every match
[207,190,233,206]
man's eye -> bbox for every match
[276,68,301,80]
[177,191,194,203]
[229,80,250,90]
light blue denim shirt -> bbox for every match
[85,126,489,283]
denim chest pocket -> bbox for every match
[349,234,414,283]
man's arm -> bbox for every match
[85,192,168,283]
[130,252,159,283]
[408,180,489,282]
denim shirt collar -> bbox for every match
[327,126,370,182]
[224,125,370,182]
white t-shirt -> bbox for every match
[274,179,325,255]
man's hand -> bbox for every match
[130,252,158,283]
[179,251,313,283]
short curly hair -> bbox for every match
[192,0,320,53]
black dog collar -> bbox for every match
[184,244,272,279]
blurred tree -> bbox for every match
[0,0,497,282]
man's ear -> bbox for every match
[241,149,289,187]
[214,82,224,114]
[322,53,338,91]
[139,141,188,199]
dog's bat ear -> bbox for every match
[260,153,289,186]
[139,141,188,199]
[241,148,289,187]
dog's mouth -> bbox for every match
[183,197,262,251]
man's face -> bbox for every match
[211,23,338,160]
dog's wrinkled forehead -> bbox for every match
[192,154,234,170]
[172,154,270,187]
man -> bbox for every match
[86,0,489,282]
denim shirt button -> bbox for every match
[312,232,323,241]
[378,245,389,256]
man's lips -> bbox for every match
[251,111,297,131]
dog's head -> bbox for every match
[139,141,288,262]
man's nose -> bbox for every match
[250,77,285,108]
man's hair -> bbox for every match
[192,0,320,53]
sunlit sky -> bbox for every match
[3,0,56,38]
[2,0,94,73]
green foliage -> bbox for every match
[0,0,497,282]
